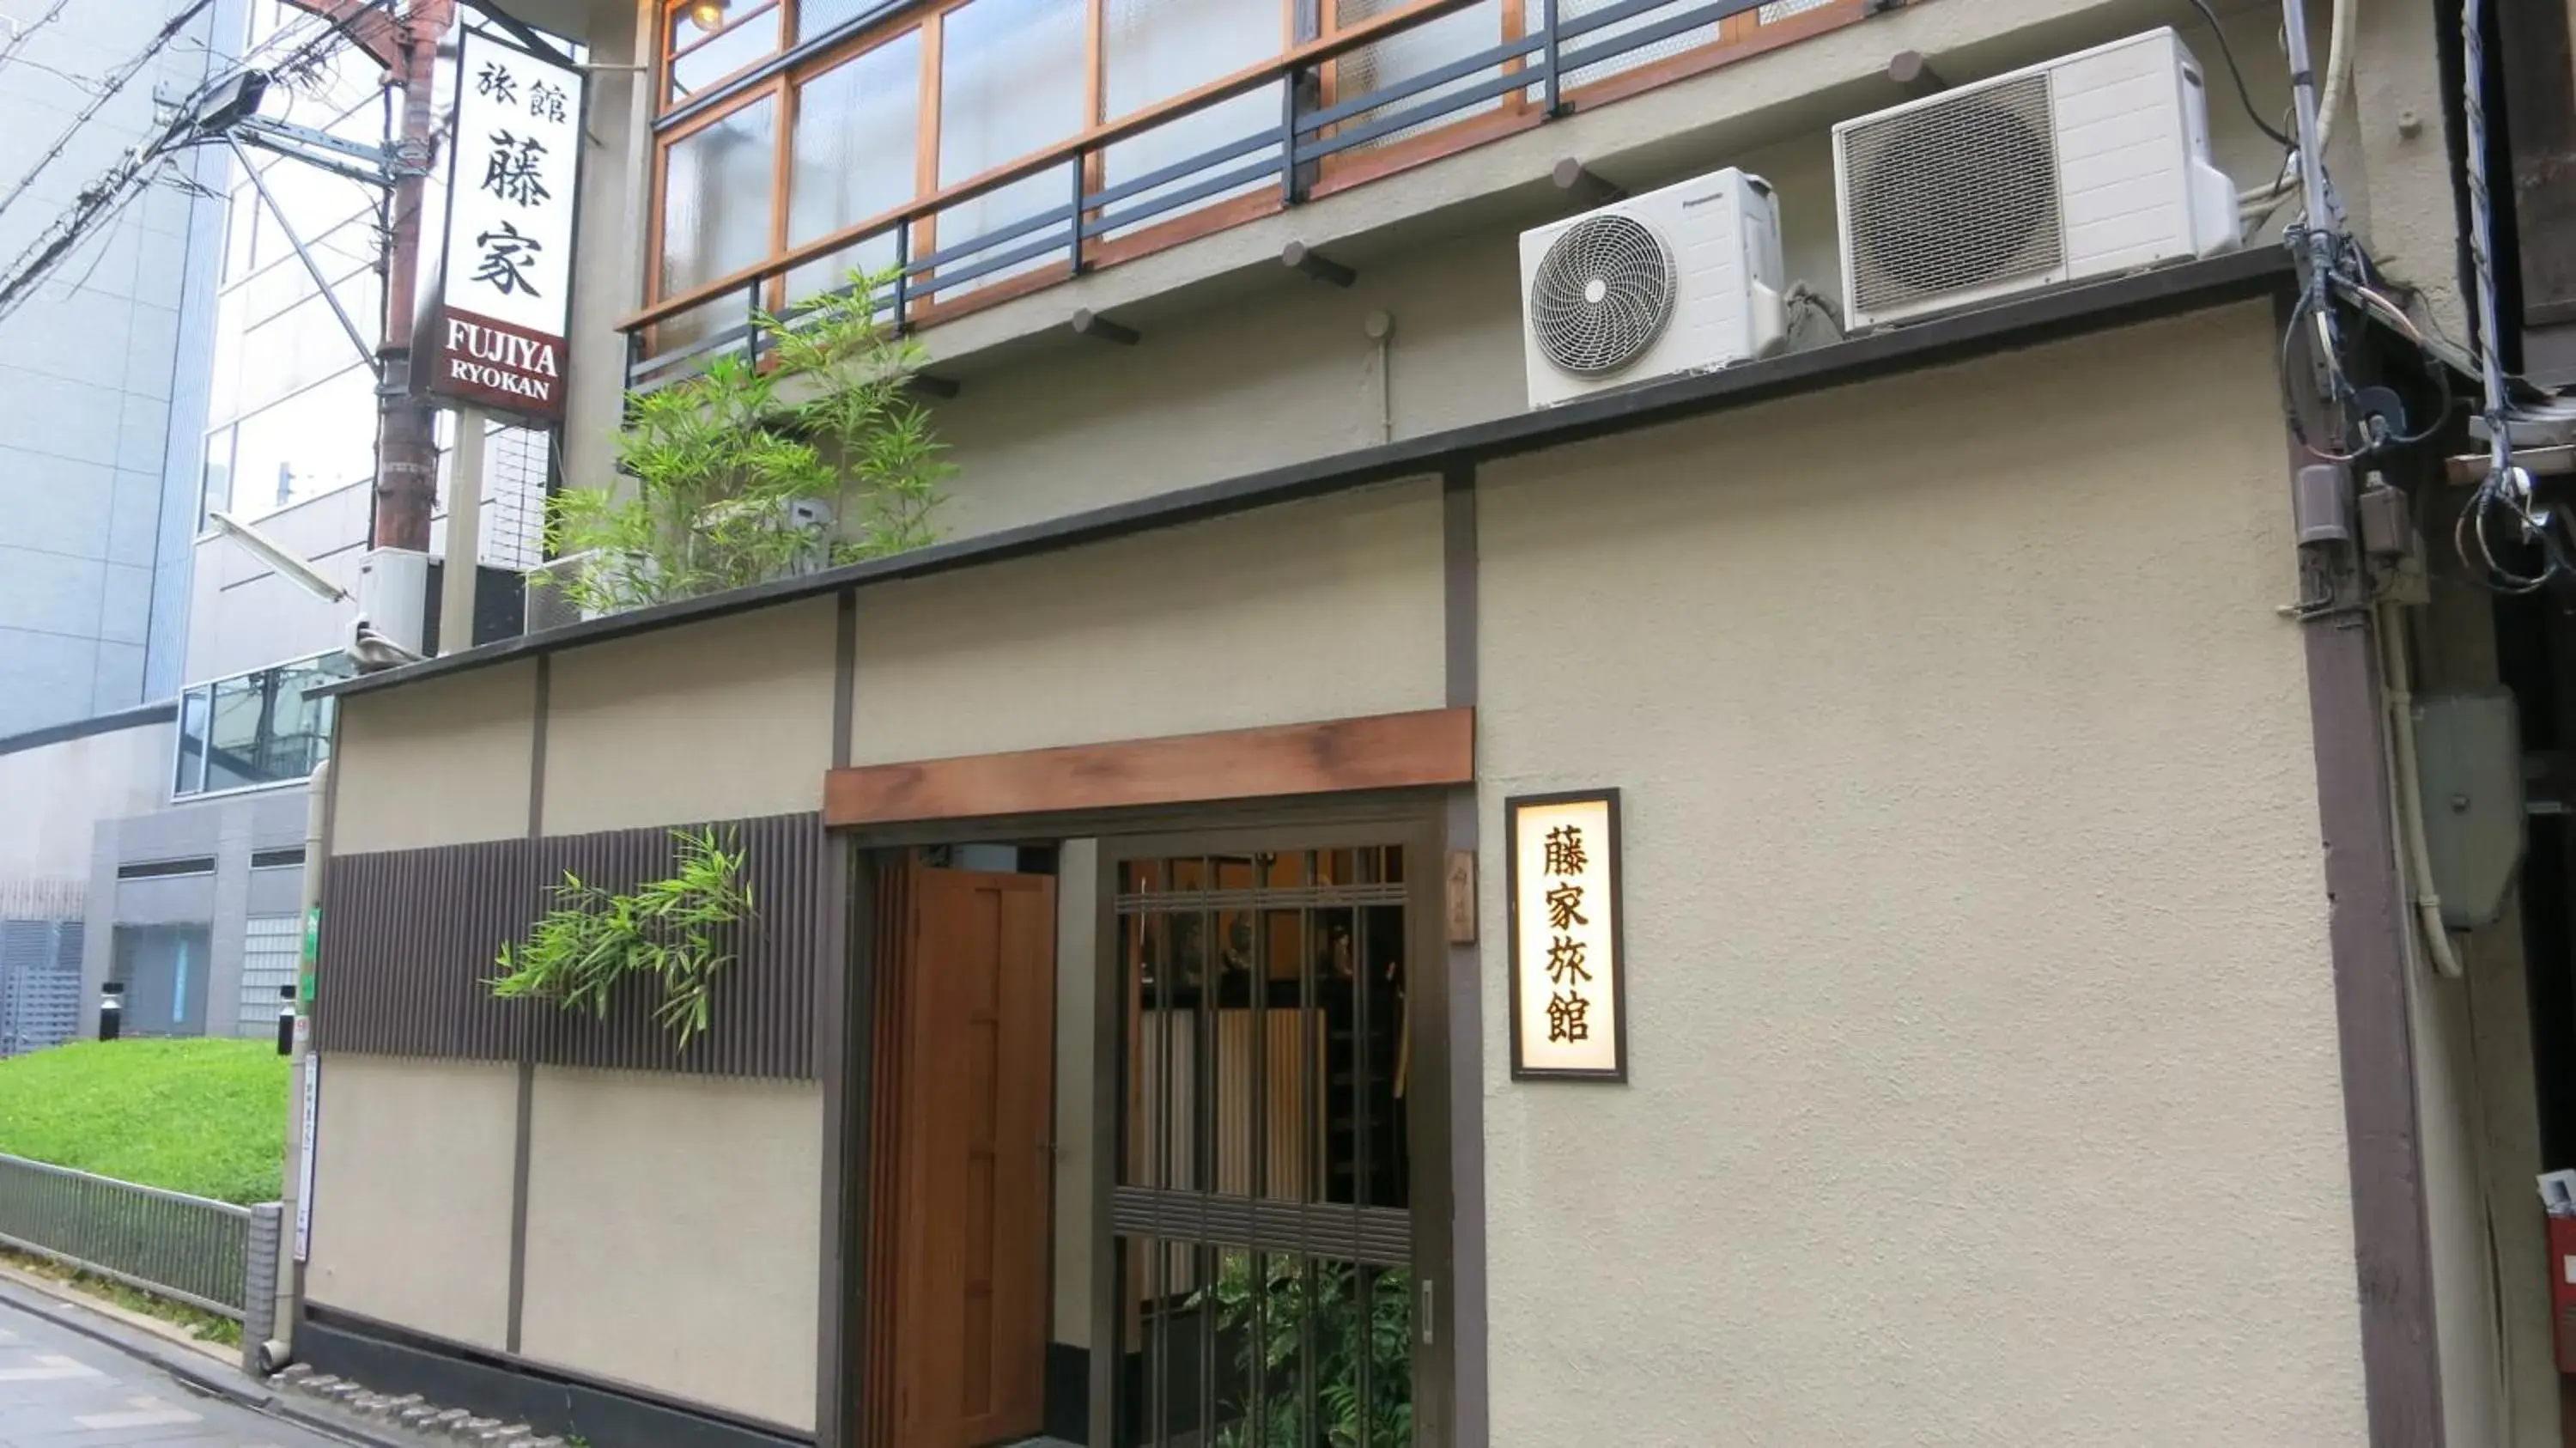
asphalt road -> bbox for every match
[0,1299,343,1447]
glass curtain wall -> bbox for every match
[170,654,353,799]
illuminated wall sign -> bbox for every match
[1507,789,1626,1081]
[427,27,584,420]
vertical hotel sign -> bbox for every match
[427,28,582,420]
[1508,789,1626,1080]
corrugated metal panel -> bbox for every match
[318,813,829,1080]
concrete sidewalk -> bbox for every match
[0,1287,346,1446]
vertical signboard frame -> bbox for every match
[1504,788,1629,1082]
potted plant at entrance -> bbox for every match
[1196,1256,1414,1447]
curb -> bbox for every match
[0,1275,401,1448]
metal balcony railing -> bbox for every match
[622,0,1838,392]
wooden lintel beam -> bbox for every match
[824,709,1475,827]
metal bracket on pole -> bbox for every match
[233,114,412,186]
[226,136,381,377]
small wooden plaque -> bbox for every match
[1445,849,1477,945]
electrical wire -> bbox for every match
[0,0,220,234]
[2184,0,2292,148]
[0,0,404,328]
[2451,0,2563,593]
[48,179,149,299]
[2239,0,2355,214]
[0,0,74,74]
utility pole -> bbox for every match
[373,0,452,551]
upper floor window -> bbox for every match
[173,654,353,800]
[636,0,1865,366]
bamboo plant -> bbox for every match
[490,827,753,1050]
[542,265,951,616]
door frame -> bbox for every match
[833,790,1461,1448]
[1089,807,1455,1448]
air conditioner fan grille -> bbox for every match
[1528,211,1676,377]
[1844,73,2063,313]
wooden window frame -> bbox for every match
[646,76,789,347]
[659,0,787,113]
[639,0,1871,338]
[770,21,935,317]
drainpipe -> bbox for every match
[265,758,330,1372]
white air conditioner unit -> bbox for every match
[355,548,430,655]
[1520,167,1788,409]
[1834,28,2239,332]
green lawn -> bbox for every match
[0,1039,289,1206]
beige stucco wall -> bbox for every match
[925,3,2300,545]
[847,482,1445,765]
[543,598,838,834]
[1475,302,2364,1442]
[304,1056,519,1350]
[518,1068,823,1431]
[2344,0,2470,343]
[331,661,537,855]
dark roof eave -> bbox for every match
[317,246,2298,703]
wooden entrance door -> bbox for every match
[881,866,1057,1448]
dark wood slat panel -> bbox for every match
[860,853,917,1448]
[316,815,825,1080]
[824,709,1474,826]
[526,813,825,1077]
[318,840,534,1062]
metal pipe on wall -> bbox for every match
[268,757,331,1371]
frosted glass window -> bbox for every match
[1331,0,1504,152]
[787,30,920,308]
[670,5,781,104]
[933,0,1085,297]
[659,96,779,350]
[1099,0,1281,238]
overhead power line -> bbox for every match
[0,0,219,234]
[0,0,404,326]
[0,0,76,75]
